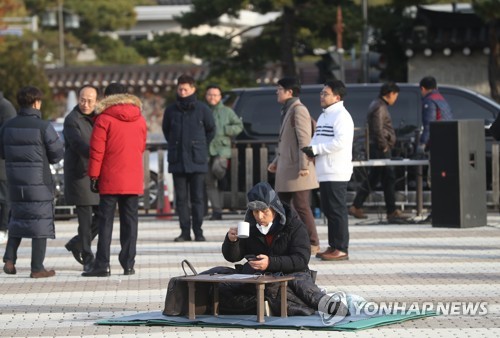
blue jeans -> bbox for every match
[94,195,138,270]
[319,181,349,253]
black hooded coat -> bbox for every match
[217,182,325,315]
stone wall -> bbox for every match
[407,53,491,97]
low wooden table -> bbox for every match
[179,274,295,323]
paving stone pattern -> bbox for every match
[1,213,500,338]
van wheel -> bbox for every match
[139,171,158,209]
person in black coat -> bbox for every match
[220,181,326,315]
[162,74,215,242]
[63,85,100,271]
[0,91,16,244]
[1,86,64,278]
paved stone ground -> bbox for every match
[1,212,500,338]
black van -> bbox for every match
[225,84,499,209]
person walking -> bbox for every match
[349,82,407,222]
[267,77,320,255]
[303,80,354,261]
[205,84,243,220]
[82,83,147,277]
[1,86,64,278]
[0,91,16,244]
[162,75,215,242]
[63,84,100,271]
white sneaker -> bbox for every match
[0,231,7,244]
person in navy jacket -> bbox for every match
[1,86,64,278]
[163,75,215,242]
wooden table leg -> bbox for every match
[256,283,265,323]
[213,283,219,316]
[187,281,196,320]
[280,281,288,318]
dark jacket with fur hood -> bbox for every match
[88,94,147,194]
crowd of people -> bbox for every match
[0,75,452,288]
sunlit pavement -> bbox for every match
[1,211,500,338]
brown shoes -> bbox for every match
[4,262,55,277]
[310,245,321,256]
[3,261,16,275]
[387,209,409,221]
[315,247,335,259]
[348,206,367,219]
[321,249,349,261]
[30,269,56,278]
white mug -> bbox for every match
[237,221,250,238]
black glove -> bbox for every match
[301,146,316,158]
[90,178,99,193]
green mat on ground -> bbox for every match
[97,311,437,331]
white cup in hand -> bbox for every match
[237,221,250,238]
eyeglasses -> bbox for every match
[319,91,333,97]
[79,99,95,105]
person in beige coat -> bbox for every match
[268,77,320,254]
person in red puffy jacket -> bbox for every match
[82,83,147,277]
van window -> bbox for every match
[237,92,282,137]
[344,89,420,131]
[389,90,421,132]
[440,89,497,123]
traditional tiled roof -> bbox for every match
[45,64,208,92]
[403,5,490,51]
[44,62,330,92]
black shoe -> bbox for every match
[174,235,191,242]
[81,266,110,277]
[124,268,135,275]
[209,212,222,220]
[195,235,206,242]
[3,260,16,275]
[65,242,83,265]
[83,261,94,273]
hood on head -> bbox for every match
[244,181,286,225]
[95,94,142,122]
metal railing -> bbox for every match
[141,140,500,216]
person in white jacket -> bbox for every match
[303,80,354,261]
